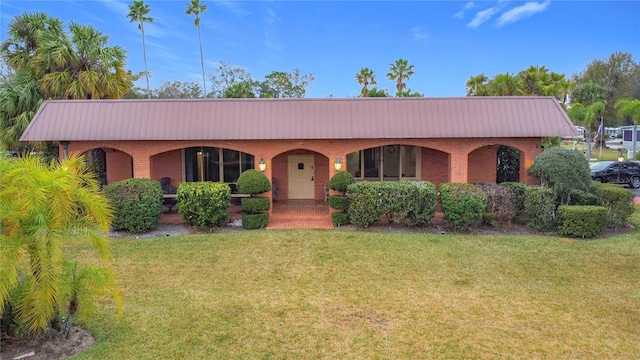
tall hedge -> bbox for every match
[501,182,532,225]
[104,178,163,234]
[177,182,231,229]
[439,183,487,231]
[523,186,557,231]
[592,182,635,229]
[328,171,355,226]
[236,169,271,229]
[405,181,437,227]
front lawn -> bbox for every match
[67,214,640,359]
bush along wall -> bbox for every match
[237,169,272,229]
[556,205,607,238]
[439,183,488,231]
[500,182,532,225]
[328,171,354,226]
[177,181,231,230]
[476,183,515,227]
[104,178,163,234]
[346,181,437,228]
[523,186,557,232]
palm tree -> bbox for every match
[487,73,525,96]
[387,59,415,97]
[0,154,113,334]
[465,73,489,96]
[185,0,208,98]
[33,22,129,99]
[567,101,606,161]
[355,67,376,97]
[127,0,153,99]
[615,98,640,159]
[0,69,43,151]
[519,65,550,95]
[61,261,122,338]
[0,12,63,71]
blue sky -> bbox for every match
[1,1,639,98]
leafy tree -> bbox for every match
[223,81,256,98]
[572,52,640,126]
[355,67,376,97]
[365,87,388,97]
[527,147,591,205]
[127,0,153,99]
[185,0,208,98]
[153,79,202,98]
[615,98,640,159]
[209,61,254,98]
[387,58,415,96]
[397,89,424,97]
[261,69,314,98]
[571,82,607,106]
[0,154,115,335]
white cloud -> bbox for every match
[465,2,475,10]
[453,1,475,19]
[467,6,500,29]
[497,1,551,27]
[411,26,429,40]
[263,7,285,57]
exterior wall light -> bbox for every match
[334,157,342,171]
[258,158,266,172]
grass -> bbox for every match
[67,210,640,359]
[561,141,622,161]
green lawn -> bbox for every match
[67,211,640,359]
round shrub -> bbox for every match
[237,169,272,195]
[328,195,349,210]
[242,213,269,230]
[405,181,437,227]
[177,181,231,229]
[328,171,355,192]
[241,197,271,213]
[104,178,163,234]
[332,212,350,226]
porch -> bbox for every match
[159,199,334,230]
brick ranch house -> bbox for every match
[20,96,576,221]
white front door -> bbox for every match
[288,155,315,199]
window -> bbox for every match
[347,145,420,180]
[185,147,254,182]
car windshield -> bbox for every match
[590,162,613,171]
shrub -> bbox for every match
[237,169,272,194]
[476,183,515,227]
[241,197,271,213]
[557,205,607,238]
[405,181,437,227]
[104,178,163,234]
[567,188,601,206]
[592,182,635,229]
[177,182,231,229]
[527,147,591,205]
[331,212,350,226]
[328,171,355,193]
[328,195,349,210]
[439,183,488,231]
[524,186,557,232]
[242,213,269,230]
[347,182,382,228]
[501,182,532,225]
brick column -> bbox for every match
[449,152,469,183]
[132,154,151,179]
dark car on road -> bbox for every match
[590,161,640,188]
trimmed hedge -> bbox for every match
[237,169,272,194]
[347,182,384,227]
[524,186,557,232]
[328,195,349,210]
[241,197,271,213]
[557,205,607,238]
[501,182,531,225]
[568,188,602,206]
[405,181,437,227]
[592,182,635,229]
[439,183,488,231]
[242,213,269,230]
[328,171,355,192]
[476,183,515,227]
[104,178,163,234]
[177,181,231,229]
[331,212,350,226]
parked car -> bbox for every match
[589,161,640,188]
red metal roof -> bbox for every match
[20,97,578,141]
